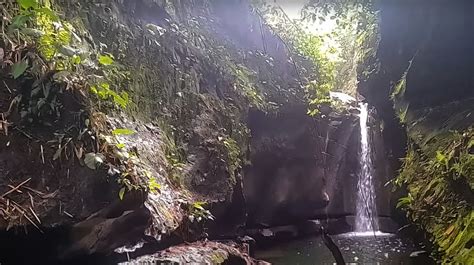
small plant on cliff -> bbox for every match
[159,122,186,187]
[187,201,214,223]
[222,137,241,184]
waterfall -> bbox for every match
[355,103,379,232]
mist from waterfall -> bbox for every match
[355,103,379,232]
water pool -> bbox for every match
[255,232,434,265]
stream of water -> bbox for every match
[355,102,379,232]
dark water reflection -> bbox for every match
[255,232,434,265]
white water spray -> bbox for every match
[355,103,379,232]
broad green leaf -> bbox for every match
[116,143,126,149]
[118,187,126,200]
[10,14,31,29]
[17,0,38,9]
[112,128,135,136]
[98,54,114,65]
[11,60,28,79]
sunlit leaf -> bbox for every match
[36,7,59,20]
[436,151,448,167]
[17,0,38,9]
[98,54,114,65]
[192,201,205,210]
[90,85,98,95]
[118,187,126,200]
[110,91,128,108]
[112,128,135,136]
[71,55,82,65]
[99,82,110,90]
[148,178,161,192]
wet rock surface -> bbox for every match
[121,241,267,265]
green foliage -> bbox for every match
[391,72,407,100]
[98,54,114,66]
[17,78,63,125]
[222,137,241,184]
[148,177,161,193]
[11,60,28,79]
[118,187,126,200]
[187,201,215,223]
[8,0,130,113]
[391,56,417,124]
[90,82,129,108]
[256,6,334,115]
[10,0,72,63]
[295,35,335,115]
[160,122,186,187]
[17,0,37,9]
[112,128,135,136]
[396,194,413,209]
[302,1,379,96]
[10,13,32,29]
[256,0,378,116]
[232,65,266,108]
[395,129,474,264]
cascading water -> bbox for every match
[355,102,379,232]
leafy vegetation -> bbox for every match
[187,201,215,223]
[222,137,241,184]
[391,48,473,263]
[395,130,473,264]
[160,121,186,188]
[0,0,144,203]
[254,0,378,115]
[11,60,28,79]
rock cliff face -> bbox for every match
[361,0,474,263]
[244,106,355,225]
